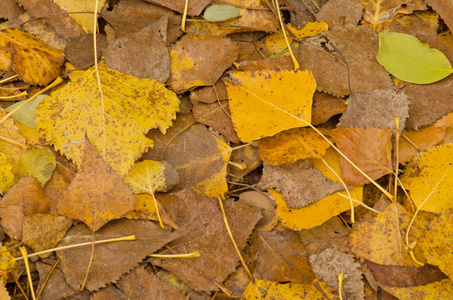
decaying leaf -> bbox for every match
[330,128,393,186]
[316,0,363,28]
[259,160,345,208]
[225,69,316,142]
[0,29,64,85]
[0,176,49,239]
[57,137,136,232]
[425,0,453,32]
[312,92,347,125]
[52,0,107,33]
[35,62,179,177]
[57,219,182,291]
[259,128,331,165]
[65,34,108,69]
[399,144,453,213]
[166,33,238,93]
[0,153,14,194]
[17,146,56,187]
[360,0,427,26]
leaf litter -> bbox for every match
[2,0,453,299]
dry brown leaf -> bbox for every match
[166,33,238,93]
[330,128,393,186]
[258,160,344,208]
[250,230,315,284]
[228,143,262,183]
[312,92,347,125]
[297,24,393,97]
[104,22,170,83]
[381,11,439,40]
[316,0,364,28]
[151,189,262,292]
[57,219,182,292]
[337,89,409,134]
[92,266,186,300]
[0,176,49,239]
[22,214,72,257]
[192,99,240,143]
[236,57,294,72]
[57,137,136,232]
[101,0,181,44]
[404,76,453,130]
[144,114,232,198]
[309,248,364,300]
[143,0,211,16]
[65,33,108,69]
[360,0,427,26]
[0,0,22,20]
[426,0,453,31]
[190,79,229,104]
[238,191,277,231]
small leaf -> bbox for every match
[17,146,56,187]
[377,32,453,84]
[203,5,240,21]
[5,95,47,129]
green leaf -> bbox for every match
[5,95,48,128]
[377,32,453,84]
[203,5,240,21]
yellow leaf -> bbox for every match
[399,144,453,213]
[0,246,16,284]
[418,208,453,279]
[272,187,363,230]
[0,153,14,195]
[242,278,338,299]
[259,127,331,165]
[381,279,453,300]
[225,70,315,142]
[312,146,346,183]
[18,146,56,187]
[52,0,107,33]
[0,29,64,85]
[0,108,26,174]
[35,62,180,177]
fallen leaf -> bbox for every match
[5,94,47,129]
[381,279,453,300]
[0,281,11,299]
[189,79,229,103]
[52,0,107,33]
[191,99,240,143]
[225,69,316,142]
[22,214,72,257]
[57,219,182,291]
[309,248,364,300]
[166,33,238,93]
[259,128,331,165]
[426,0,453,31]
[337,89,409,134]
[0,108,26,174]
[238,191,277,231]
[0,245,16,285]
[144,114,232,198]
[0,0,22,20]
[250,230,315,284]
[17,146,56,187]
[35,62,179,177]
[349,203,426,267]
[0,153,14,194]
[316,0,363,28]
[259,160,345,208]
[0,29,64,85]
[330,128,393,186]
[236,56,293,72]
[377,32,453,84]
[204,5,240,21]
[57,137,136,232]
[104,22,170,83]
[312,92,347,125]
[381,11,439,40]
[228,143,262,183]
[297,24,393,97]
[0,176,49,239]
[399,144,453,213]
[272,187,363,230]
[359,0,427,26]
[242,278,338,299]
[151,189,262,292]
[143,0,211,16]
[65,33,108,69]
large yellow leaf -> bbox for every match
[35,62,180,176]
[225,70,315,142]
[399,144,453,213]
[0,29,64,85]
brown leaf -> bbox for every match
[57,219,182,291]
[238,191,277,231]
[192,99,240,143]
[22,214,72,257]
[426,0,453,31]
[65,33,108,69]
[236,57,294,72]
[143,0,212,16]
[104,22,170,83]
[312,92,347,125]
[190,79,228,104]
[166,34,238,93]
[338,89,409,134]
[297,24,393,96]
[250,230,315,284]
[0,176,49,239]
[0,0,22,20]
[316,0,364,28]
[92,266,186,300]
[258,160,345,208]
[330,128,393,186]
[57,137,136,232]
[151,190,262,292]
[228,143,262,183]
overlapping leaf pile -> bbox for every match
[1,0,453,299]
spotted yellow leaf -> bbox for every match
[35,62,179,177]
